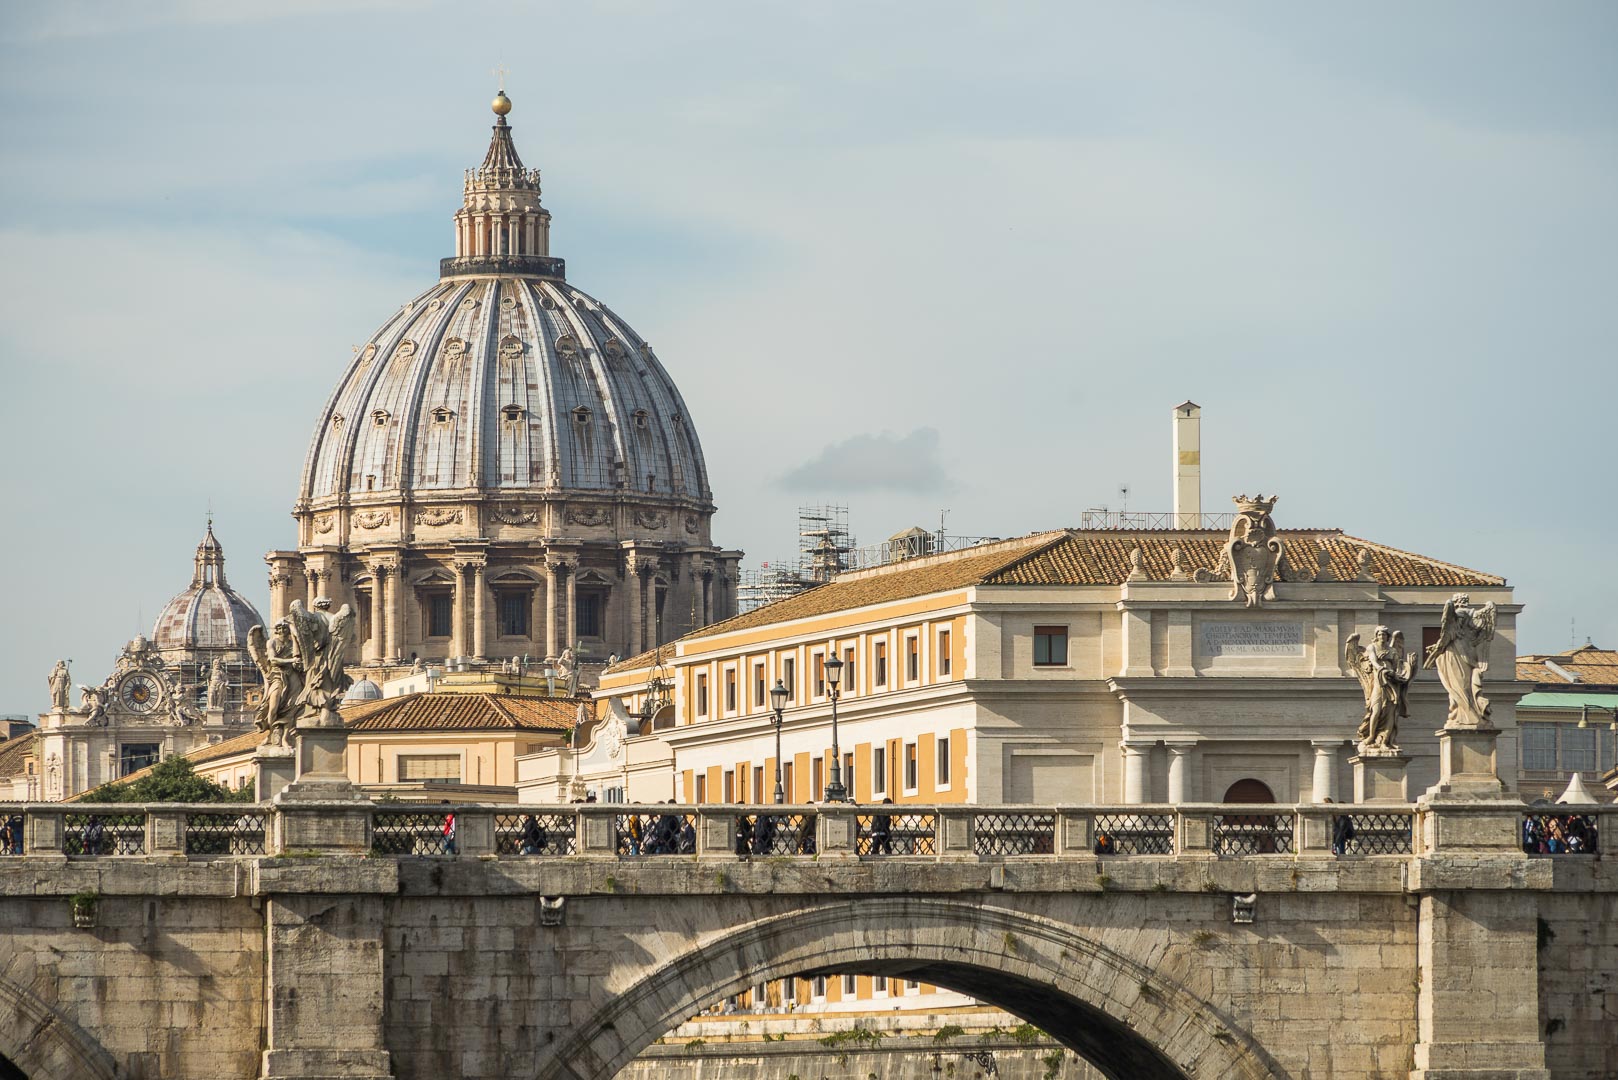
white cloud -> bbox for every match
[779,429,950,495]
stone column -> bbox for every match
[1311,739,1341,803]
[385,560,403,663]
[451,563,467,660]
[701,568,713,629]
[1122,743,1149,804]
[367,565,385,664]
[472,562,487,660]
[1121,609,1153,677]
[565,564,578,649]
[545,559,563,658]
[268,572,294,622]
[1165,742,1194,803]
[626,560,644,655]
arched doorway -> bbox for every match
[1222,779,1282,853]
[1222,778,1277,804]
[535,898,1281,1080]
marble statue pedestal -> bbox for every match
[1351,750,1410,803]
[273,713,371,853]
[254,744,295,803]
[1427,725,1508,799]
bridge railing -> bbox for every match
[25,800,1617,861]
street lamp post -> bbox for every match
[824,653,846,802]
[770,679,789,804]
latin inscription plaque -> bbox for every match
[1199,621,1305,658]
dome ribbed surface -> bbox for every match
[299,277,709,505]
[152,524,264,652]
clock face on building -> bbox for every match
[118,673,162,713]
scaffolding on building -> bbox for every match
[738,506,1004,613]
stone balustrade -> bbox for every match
[2,800,1607,861]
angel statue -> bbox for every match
[1345,627,1416,752]
[78,684,109,726]
[1423,593,1497,728]
[248,620,303,747]
[286,597,355,726]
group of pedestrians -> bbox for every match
[0,812,23,855]
[1523,813,1599,854]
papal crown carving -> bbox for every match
[1232,494,1277,516]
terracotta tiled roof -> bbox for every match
[603,528,1502,672]
[339,692,589,732]
[602,645,675,677]
[0,732,38,781]
[984,530,1504,588]
[681,533,1067,642]
[1517,645,1618,687]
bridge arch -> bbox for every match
[538,897,1282,1080]
[0,976,117,1080]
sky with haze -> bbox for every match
[1,1,1614,711]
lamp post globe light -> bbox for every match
[770,679,789,804]
[824,653,847,802]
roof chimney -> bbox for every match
[1173,401,1201,529]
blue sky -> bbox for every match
[1,2,1614,709]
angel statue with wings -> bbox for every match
[248,598,355,745]
[248,620,302,747]
[1345,627,1416,752]
[1423,593,1497,728]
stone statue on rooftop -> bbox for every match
[206,659,229,710]
[1346,627,1415,753]
[48,660,70,711]
[556,646,579,697]
[78,683,109,726]
[1424,592,1497,728]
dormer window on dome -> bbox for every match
[633,409,649,429]
[573,406,592,425]
[372,410,390,427]
[432,407,454,424]
[501,404,525,423]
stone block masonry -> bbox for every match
[0,799,1609,1080]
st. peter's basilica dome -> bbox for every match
[268,91,739,671]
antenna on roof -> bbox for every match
[1118,484,1130,515]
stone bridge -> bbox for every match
[0,799,1613,1080]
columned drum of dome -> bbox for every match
[268,90,741,677]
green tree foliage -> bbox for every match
[79,755,255,804]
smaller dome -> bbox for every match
[345,679,383,702]
[151,524,264,654]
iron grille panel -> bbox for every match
[1521,812,1600,855]
[495,812,576,855]
[735,813,816,855]
[1342,813,1413,855]
[618,811,695,855]
[1213,813,1294,856]
[371,810,456,855]
[856,811,936,855]
[973,812,1056,855]
[64,812,144,856]
[1093,813,1174,855]
[184,811,268,855]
